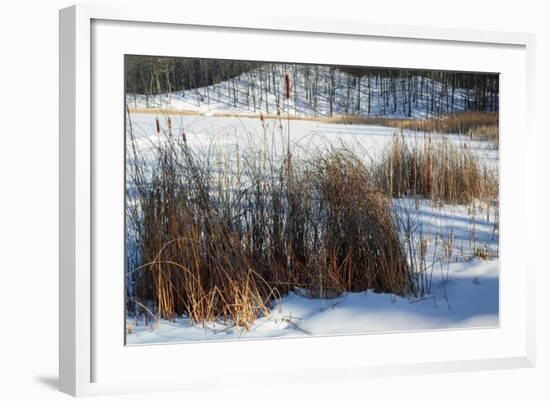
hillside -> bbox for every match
[126,63,498,119]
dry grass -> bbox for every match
[372,134,498,204]
[129,109,498,144]
[329,112,499,148]
[126,118,415,327]
[126,108,498,328]
[127,135,279,328]
[467,124,499,148]
[130,107,498,149]
[327,112,497,131]
[304,150,412,297]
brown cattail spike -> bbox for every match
[285,73,291,100]
[155,117,160,135]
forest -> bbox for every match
[125,56,499,117]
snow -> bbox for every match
[127,259,497,344]
[126,198,499,345]
[125,104,499,345]
[126,64,477,119]
[126,112,498,170]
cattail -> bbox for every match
[155,117,160,135]
[127,322,133,335]
[167,116,172,131]
[285,73,291,100]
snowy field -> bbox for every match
[127,261,498,344]
[125,111,499,345]
[127,202,498,345]
[127,112,498,167]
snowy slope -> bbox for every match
[126,64,475,118]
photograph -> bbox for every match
[1,0,545,399]
[124,55,500,344]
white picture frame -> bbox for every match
[59,4,536,397]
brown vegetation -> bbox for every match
[129,109,498,148]
[125,109,498,329]
[372,134,498,204]
[126,122,414,328]
[329,112,499,147]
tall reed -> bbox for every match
[126,113,415,327]
[372,134,498,204]
[329,112,499,148]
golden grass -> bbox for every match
[129,107,498,147]
[126,109,498,328]
[328,112,499,146]
[372,134,498,204]
[127,124,414,327]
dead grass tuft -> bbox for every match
[372,134,498,204]
[126,119,415,327]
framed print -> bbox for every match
[59,4,536,396]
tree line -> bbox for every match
[125,55,499,116]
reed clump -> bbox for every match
[304,149,412,297]
[329,112,499,148]
[126,117,415,328]
[372,134,498,204]
[127,135,279,328]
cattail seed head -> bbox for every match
[285,73,291,100]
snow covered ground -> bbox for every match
[127,259,497,344]
[126,112,498,169]
[126,199,498,345]
[126,64,477,118]
[125,111,499,345]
